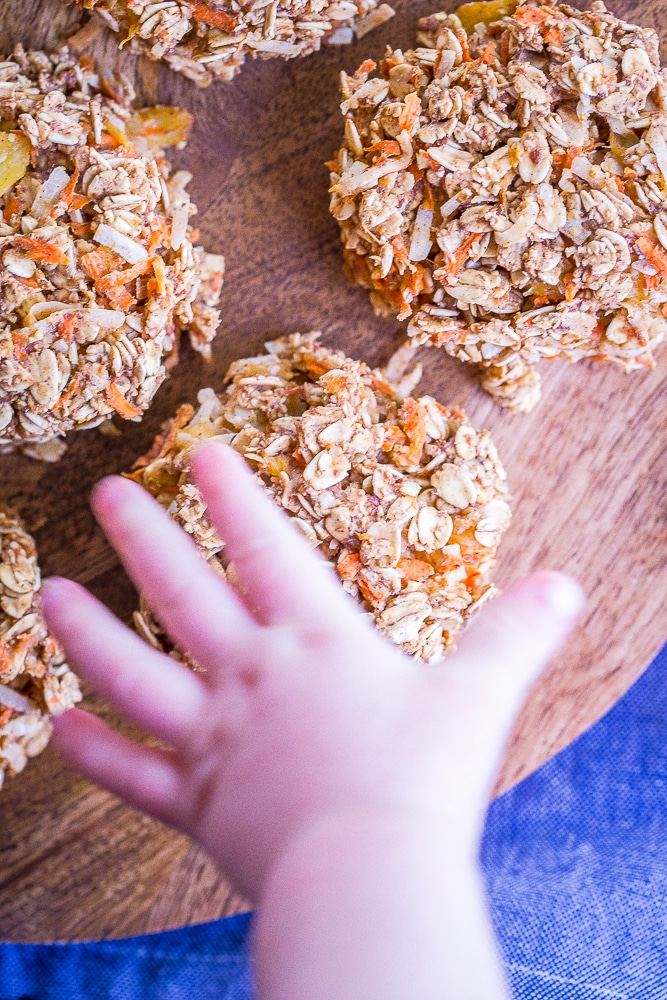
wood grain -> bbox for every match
[0,0,664,942]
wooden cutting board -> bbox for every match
[0,0,665,943]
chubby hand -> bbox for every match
[43,443,583,998]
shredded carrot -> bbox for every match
[399,92,421,133]
[358,574,387,608]
[434,232,478,279]
[51,374,82,412]
[132,404,195,468]
[11,330,28,361]
[3,192,22,224]
[152,256,167,296]
[421,181,434,212]
[69,222,94,238]
[390,233,409,266]
[380,54,401,74]
[14,236,68,266]
[367,373,395,396]
[107,382,143,420]
[57,313,78,343]
[381,425,407,453]
[500,29,510,65]
[513,6,550,25]
[364,139,401,168]
[392,397,427,469]
[107,284,135,310]
[355,59,377,78]
[636,233,667,276]
[337,551,362,581]
[96,256,154,293]
[190,3,237,30]
[457,29,472,62]
[53,163,79,215]
[0,634,35,670]
[565,280,578,303]
[531,295,550,308]
[544,24,563,45]
[146,219,170,254]
[303,356,332,377]
[480,40,497,65]
[397,557,434,582]
[80,247,123,280]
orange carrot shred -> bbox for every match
[14,237,68,266]
[107,382,143,420]
[97,256,154,293]
[397,557,434,582]
[636,233,667,276]
[337,551,362,581]
[190,3,237,31]
[57,313,78,343]
[434,233,478,279]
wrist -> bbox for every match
[254,806,509,1000]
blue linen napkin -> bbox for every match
[2,642,666,1000]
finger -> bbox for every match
[439,572,584,786]
[42,577,207,752]
[91,475,257,672]
[52,709,191,831]
[191,443,355,627]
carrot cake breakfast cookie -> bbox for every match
[74,0,396,85]
[0,45,224,460]
[329,1,667,411]
[0,506,80,788]
[129,332,510,664]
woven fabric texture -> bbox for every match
[1,642,666,999]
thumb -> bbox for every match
[441,571,585,795]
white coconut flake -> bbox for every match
[325,26,355,44]
[85,307,126,329]
[355,3,395,38]
[31,166,70,219]
[170,204,189,251]
[649,127,667,184]
[409,205,434,261]
[0,684,34,715]
[28,301,81,323]
[94,222,148,264]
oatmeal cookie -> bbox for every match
[329,1,667,412]
[76,0,395,86]
[0,45,224,461]
[130,332,510,663]
[0,506,81,788]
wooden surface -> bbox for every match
[0,0,665,943]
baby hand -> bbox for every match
[43,443,583,999]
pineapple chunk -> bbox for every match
[456,0,518,34]
[0,132,31,199]
[126,107,193,154]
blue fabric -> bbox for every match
[0,913,253,999]
[1,642,666,1000]
[482,641,667,999]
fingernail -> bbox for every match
[536,572,585,619]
